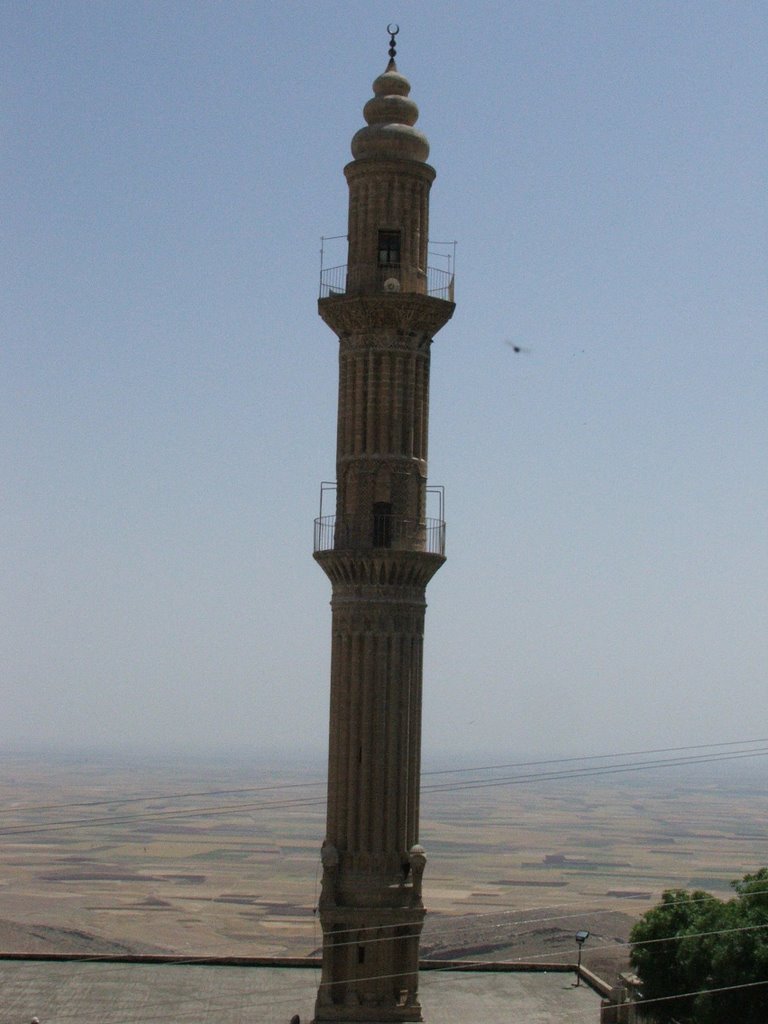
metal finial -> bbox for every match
[387,23,399,62]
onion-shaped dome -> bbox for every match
[351,59,430,163]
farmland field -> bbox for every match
[0,751,765,984]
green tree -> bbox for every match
[629,888,716,1022]
[629,870,768,1024]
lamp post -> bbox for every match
[574,930,590,986]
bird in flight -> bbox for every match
[505,340,531,353]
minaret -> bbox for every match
[313,28,454,1023]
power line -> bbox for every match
[1,778,326,816]
[2,743,767,837]
[421,747,768,794]
[310,894,768,953]
[1,746,763,1024]
[19,957,768,1024]
[629,976,768,1008]
[28,884,761,971]
[303,919,768,961]
[9,892,768,1020]
[422,736,768,777]
[3,736,765,817]
[3,740,766,1011]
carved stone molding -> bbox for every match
[337,453,428,471]
[315,550,444,588]
[343,157,436,186]
[339,332,431,353]
[319,294,454,336]
[330,602,426,636]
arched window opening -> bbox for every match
[378,230,401,266]
[372,501,393,548]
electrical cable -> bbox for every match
[10,887,768,996]
[620,976,768,1009]
[11,893,768,1019]
[421,736,768,778]
[3,735,765,816]
[2,743,767,837]
[2,777,326,816]
[299,883,768,945]
[4,744,767,1020]
[421,747,768,794]
[21,958,768,1024]
[302,909,768,956]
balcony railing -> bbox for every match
[319,263,454,302]
[314,514,446,556]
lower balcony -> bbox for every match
[314,514,446,557]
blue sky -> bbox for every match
[2,1,766,762]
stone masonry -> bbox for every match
[312,35,455,1024]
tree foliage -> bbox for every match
[629,868,768,1023]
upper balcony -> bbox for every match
[318,237,456,304]
[320,262,454,302]
[314,513,446,557]
[313,483,446,559]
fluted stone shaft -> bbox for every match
[334,329,431,539]
[325,591,426,876]
[345,161,434,295]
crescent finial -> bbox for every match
[387,24,399,62]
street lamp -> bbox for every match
[574,930,590,986]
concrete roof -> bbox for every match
[0,960,600,1024]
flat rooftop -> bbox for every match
[0,959,600,1024]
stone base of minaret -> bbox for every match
[313,848,427,1023]
[314,909,424,1023]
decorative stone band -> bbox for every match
[314,549,445,589]
[318,293,455,336]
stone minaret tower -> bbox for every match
[313,29,454,1024]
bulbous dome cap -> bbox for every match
[351,59,430,163]
[372,66,411,99]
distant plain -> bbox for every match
[1,752,765,983]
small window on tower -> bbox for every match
[378,230,401,266]
[372,502,393,548]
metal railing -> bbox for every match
[319,263,347,297]
[319,263,454,302]
[314,514,446,556]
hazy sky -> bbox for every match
[3,2,766,763]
